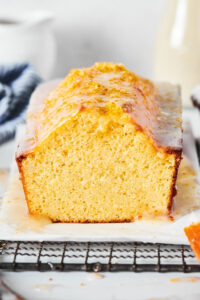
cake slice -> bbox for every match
[16,63,182,222]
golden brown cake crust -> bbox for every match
[16,63,182,221]
[16,63,182,158]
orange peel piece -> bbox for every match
[184,222,200,262]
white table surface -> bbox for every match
[0,108,200,300]
[1,271,200,300]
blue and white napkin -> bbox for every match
[0,63,41,145]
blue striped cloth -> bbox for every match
[0,63,41,145]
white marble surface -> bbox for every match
[2,271,200,300]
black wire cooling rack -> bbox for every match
[0,240,200,273]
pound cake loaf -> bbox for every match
[16,62,182,222]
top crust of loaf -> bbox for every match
[16,62,182,159]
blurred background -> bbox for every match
[0,0,166,79]
[0,0,200,140]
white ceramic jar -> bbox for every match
[0,11,56,79]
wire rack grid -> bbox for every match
[0,240,200,273]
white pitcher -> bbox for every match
[0,11,56,79]
[154,0,200,106]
